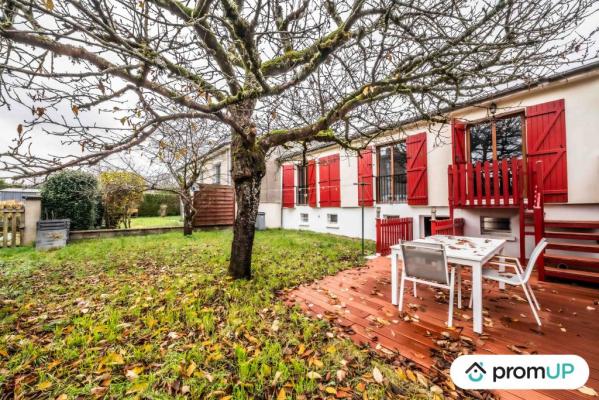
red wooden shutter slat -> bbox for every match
[329,154,341,206]
[358,147,374,206]
[526,99,568,203]
[452,120,467,164]
[319,156,330,207]
[282,164,295,208]
[406,132,428,205]
[308,160,317,207]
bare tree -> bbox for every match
[118,118,229,236]
[0,0,596,278]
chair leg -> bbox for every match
[413,281,417,297]
[521,283,542,326]
[399,273,406,312]
[527,283,541,310]
[457,269,462,309]
[448,268,455,327]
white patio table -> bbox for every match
[390,235,506,334]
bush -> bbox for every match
[41,170,99,230]
[99,171,145,228]
[137,192,181,217]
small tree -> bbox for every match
[99,171,145,229]
[41,170,99,230]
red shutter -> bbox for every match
[357,147,374,206]
[308,160,317,207]
[318,154,340,207]
[526,99,568,203]
[452,120,467,164]
[282,164,295,208]
[318,157,330,207]
[329,154,341,206]
[407,132,428,205]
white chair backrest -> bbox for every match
[400,242,449,285]
[523,239,548,282]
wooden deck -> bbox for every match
[284,257,599,400]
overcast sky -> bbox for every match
[1,11,597,183]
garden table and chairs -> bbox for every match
[391,235,548,333]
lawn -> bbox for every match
[129,216,183,228]
[0,230,439,399]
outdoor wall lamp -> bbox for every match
[431,207,437,221]
[489,102,498,115]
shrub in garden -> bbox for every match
[99,171,145,228]
[137,192,181,217]
[41,170,99,230]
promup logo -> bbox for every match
[465,362,486,382]
[451,355,589,390]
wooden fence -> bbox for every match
[1,208,25,248]
[375,217,413,256]
[431,218,465,236]
[193,184,235,227]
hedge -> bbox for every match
[41,170,99,230]
[137,192,181,217]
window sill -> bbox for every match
[299,224,310,228]
[481,233,516,242]
[326,225,339,229]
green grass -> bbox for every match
[129,216,183,228]
[0,230,440,399]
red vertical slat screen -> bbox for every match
[526,99,567,203]
[375,217,413,256]
[406,132,428,205]
[357,147,374,206]
[282,164,295,208]
[431,218,465,236]
[308,160,317,207]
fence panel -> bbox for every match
[0,208,25,248]
[375,217,413,256]
[431,218,465,236]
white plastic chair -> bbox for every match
[470,239,548,326]
[398,241,461,327]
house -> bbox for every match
[201,62,599,283]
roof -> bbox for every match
[280,60,599,160]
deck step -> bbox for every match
[544,254,599,269]
[547,242,599,253]
[544,220,599,229]
[544,266,599,284]
[544,231,599,241]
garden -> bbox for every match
[0,230,443,399]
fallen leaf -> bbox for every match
[578,386,598,396]
[307,371,322,380]
[372,367,383,384]
[277,388,286,400]
[37,380,52,391]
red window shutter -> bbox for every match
[329,154,341,206]
[526,99,568,203]
[452,120,467,164]
[308,160,317,207]
[318,156,330,207]
[406,132,428,205]
[357,147,374,206]
[282,164,295,208]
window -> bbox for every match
[376,141,407,203]
[468,113,524,163]
[213,163,221,184]
[480,216,511,236]
[300,213,309,223]
[327,214,338,224]
[296,164,309,205]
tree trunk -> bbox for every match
[182,193,196,236]
[228,104,265,279]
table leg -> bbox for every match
[472,261,483,334]
[498,248,506,290]
[391,250,398,305]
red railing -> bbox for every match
[431,218,465,236]
[375,217,413,256]
[448,157,523,208]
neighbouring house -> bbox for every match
[200,62,599,284]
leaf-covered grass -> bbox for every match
[129,216,183,228]
[0,229,435,399]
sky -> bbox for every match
[0,9,597,183]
